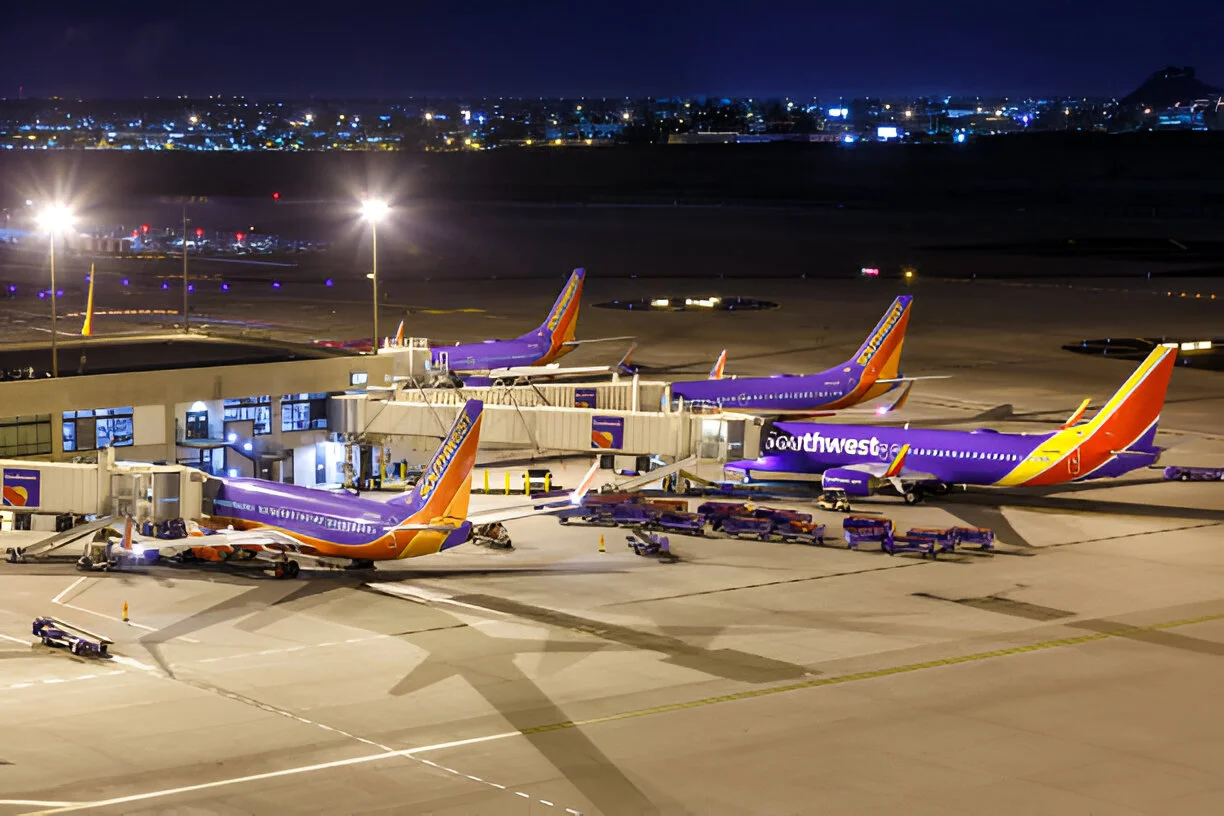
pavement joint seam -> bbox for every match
[1032,521,1224,550]
[603,559,931,605]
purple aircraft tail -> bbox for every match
[846,295,912,379]
[385,400,484,522]
[532,268,585,364]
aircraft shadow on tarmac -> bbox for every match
[125,569,699,815]
[928,486,1224,550]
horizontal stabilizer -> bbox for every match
[874,375,952,383]
[562,335,637,346]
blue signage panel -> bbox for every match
[2,468,41,507]
[574,388,597,409]
[591,416,625,450]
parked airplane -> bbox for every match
[314,269,631,365]
[727,345,1177,504]
[669,295,945,418]
[111,400,596,576]
[427,267,632,376]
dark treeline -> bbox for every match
[4,132,1224,218]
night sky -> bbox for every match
[4,1,1222,99]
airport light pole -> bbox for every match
[37,204,75,378]
[182,206,190,333]
[361,198,389,351]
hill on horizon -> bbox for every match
[1120,66,1221,109]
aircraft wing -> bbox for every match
[719,382,918,423]
[834,444,939,489]
[487,363,621,381]
[465,458,603,526]
[122,525,336,562]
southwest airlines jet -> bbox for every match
[430,268,630,376]
[114,400,597,576]
[670,295,944,418]
[728,345,1177,504]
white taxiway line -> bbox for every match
[50,577,87,605]
[0,633,31,645]
[21,729,530,814]
[0,801,76,808]
[51,578,198,643]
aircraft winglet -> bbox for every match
[876,381,914,415]
[1060,398,1091,429]
[568,458,602,505]
[883,444,910,478]
[709,350,727,380]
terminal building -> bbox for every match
[0,332,761,528]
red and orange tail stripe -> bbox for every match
[883,444,910,478]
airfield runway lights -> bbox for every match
[122,602,128,622]
[504,472,511,495]
[36,204,76,378]
[483,471,490,493]
[599,535,605,553]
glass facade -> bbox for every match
[0,414,53,457]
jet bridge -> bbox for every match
[328,380,761,462]
[0,451,205,532]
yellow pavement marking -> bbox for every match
[17,610,1224,814]
[520,610,1224,735]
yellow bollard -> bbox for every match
[122,602,129,622]
[599,534,605,553]
[523,471,529,494]
[483,470,490,494]
[544,472,551,492]
[504,471,511,495]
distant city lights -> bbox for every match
[0,95,1173,156]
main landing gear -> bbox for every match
[902,482,954,505]
[273,559,301,579]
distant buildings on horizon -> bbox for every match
[2,68,1220,152]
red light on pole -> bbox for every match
[141,224,149,233]
[236,232,245,242]
[272,192,280,201]
[195,228,203,237]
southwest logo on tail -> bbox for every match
[671,295,946,417]
[389,398,483,521]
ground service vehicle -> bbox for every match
[32,617,112,658]
[1163,466,1224,481]
[816,489,852,512]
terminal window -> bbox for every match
[0,414,52,457]
[223,396,272,436]
[63,407,134,452]
[281,393,329,432]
